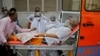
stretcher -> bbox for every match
[8,24,79,56]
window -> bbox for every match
[29,0,42,11]
[44,0,56,12]
[14,0,27,12]
[13,0,81,12]
[62,0,81,11]
[86,0,100,11]
[13,0,60,12]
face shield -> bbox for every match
[34,12,41,17]
[50,16,56,21]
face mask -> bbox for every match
[34,12,41,17]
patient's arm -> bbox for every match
[45,34,58,38]
[35,33,58,38]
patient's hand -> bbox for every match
[34,33,45,37]
[34,34,39,37]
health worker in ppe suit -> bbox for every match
[30,12,48,33]
[49,16,60,27]
[30,12,48,56]
[26,7,48,29]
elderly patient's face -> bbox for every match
[68,18,79,28]
[69,19,74,25]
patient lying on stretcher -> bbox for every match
[8,18,79,46]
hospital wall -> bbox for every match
[2,0,13,10]
[2,0,80,27]
[2,0,60,27]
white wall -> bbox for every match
[17,12,29,28]
[3,0,13,10]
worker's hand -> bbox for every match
[4,42,9,46]
[31,28,36,31]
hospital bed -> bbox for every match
[8,24,79,56]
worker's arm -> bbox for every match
[45,34,58,38]
[15,23,36,32]
[26,14,34,29]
